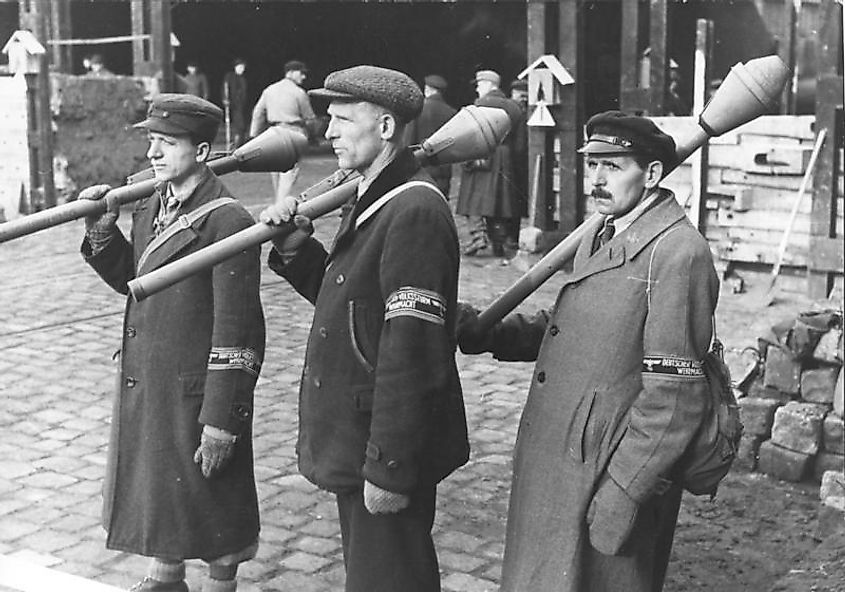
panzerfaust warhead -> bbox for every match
[475,54,791,331]
[127,105,512,301]
[0,126,307,244]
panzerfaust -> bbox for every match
[0,127,306,243]
[127,105,512,301]
[475,54,791,331]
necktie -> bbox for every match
[592,217,615,254]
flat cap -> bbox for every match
[424,74,448,91]
[309,65,423,123]
[578,110,676,167]
[134,93,222,143]
[510,78,528,92]
[284,60,308,73]
[475,69,501,86]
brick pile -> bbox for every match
[734,309,843,528]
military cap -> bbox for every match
[578,110,676,167]
[309,65,423,123]
[284,60,308,73]
[424,74,448,91]
[134,93,222,144]
[474,69,501,86]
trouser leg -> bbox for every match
[337,486,440,592]
[462,216,488,255]
[202,540,259,592]
[485,216,508,257]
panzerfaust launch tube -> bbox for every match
[0,126,306,244]
[127,105,513,302]
[475,55,790,331]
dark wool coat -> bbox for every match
[485,191,719,592]
[271,149,469,495]
[405,91,457,196]
[456,88,527,219]
[82,168,265,560]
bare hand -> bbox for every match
[259,195,299,225]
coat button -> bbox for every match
[335,274,345,285]
[319,327,328,338]
[549,325,559,336]
[387,459,399,470]
[126,327,137,338]
[313,377,321,388]
[125,376,137,388]
[536,371,546,383]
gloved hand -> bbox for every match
[363,480,410,515]
[586,475,639,555]
[456,302,493,355]
[193,425,237,478]
[77,184,118,234]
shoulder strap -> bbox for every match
[354,181,445,229]
[137,197,235,271]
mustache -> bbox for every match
[591,188,613,200]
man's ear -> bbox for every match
[644,160,663,189]
[379,113,398,141]
[195,141,212,163]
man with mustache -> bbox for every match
[259,65,469,592]
[458,111,719,592]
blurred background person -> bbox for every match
[404,74,457,198]
[182,60,210,100]
[222,58,249,149]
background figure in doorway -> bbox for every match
[250,59,315,201]
[182,61,210,100]
[457,69,526,258]
[222,58,249,149]
[507,78,530,249]
[405,74,457,198]
[86,54,114,78]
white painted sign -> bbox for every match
[0,75,30,221]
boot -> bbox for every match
[128,577,189,592]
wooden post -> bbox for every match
[557,0,582,234]
[808,0,844,298]
[48,0,71,73]
[526,1,554,230]
[150,0,173,93]
[18,0,55,209]
[620,0,647,112]
[130,0,150,76]
[648,0,668,115]
[688,19,713,232]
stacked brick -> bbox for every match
[735,310,843,488]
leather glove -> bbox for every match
[193,425,237,478]
[586,475,639,555]
[363,480,410,515]
[456,302,493,355]
[78,184,119,234]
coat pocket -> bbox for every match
[568,390,597,463]
[348,301,376,374]
[179,371,206,397]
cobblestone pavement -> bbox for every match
[0,160,561,592]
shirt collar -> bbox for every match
[611,188,661,235]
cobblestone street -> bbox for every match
[0,157,834,591]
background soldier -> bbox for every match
[405,74,457,197]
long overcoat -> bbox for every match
[82,168,265,560]
[456,88,527,219]
[485,192,719,592]
[405,91,457,196]
[271,150,469,495]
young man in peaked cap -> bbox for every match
[78,93,265,592]
[260,65,469,592]
[457,111,719,592]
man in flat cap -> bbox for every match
[457,111,718,592]
[78,93,265,592]
[404,74,457,197]
[250,59,316,200]
[457,69,527,258]
[260,65,469,592]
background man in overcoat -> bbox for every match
[457,111,719,592]
[456,69,526,257]
[259,65,469,592]
[78,94,265,592]
[404,74,457,197]
[250,59,315,201]
[222,58,249,149]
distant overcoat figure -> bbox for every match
[405,74,457,196]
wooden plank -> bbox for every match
[809,236,845,272]
[718,241,808,267]
[714,208,844,234]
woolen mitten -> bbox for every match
[586,475,639,555]
[363,480,410,514]
[78,184,119,235]
[455,302,494,355]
